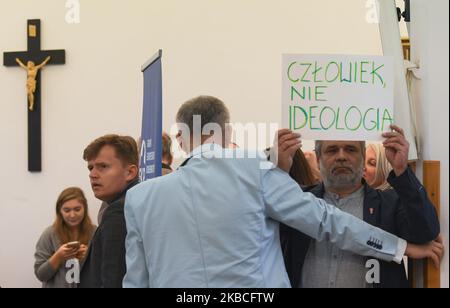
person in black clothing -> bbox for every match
[280,125,441,288]
[80,135,139,288]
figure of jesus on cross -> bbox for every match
[3,19,65,172]
[15,56,51,111]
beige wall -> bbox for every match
[1,0,386,287]
[411,0,449,288]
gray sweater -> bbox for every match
[34,226,96,288]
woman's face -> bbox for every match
[364,147,379,187]
[60,199,85,228]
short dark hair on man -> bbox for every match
[83,134,139,166]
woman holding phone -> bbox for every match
[34,187,96,288]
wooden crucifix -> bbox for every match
[3,19,65,172]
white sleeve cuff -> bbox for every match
[394,238,407,264]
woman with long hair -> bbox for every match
[266,147,319,187]
[289,149,321,187]
[34,187,96,288]
[364,143,393,191]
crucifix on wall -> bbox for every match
[3,19,65,172]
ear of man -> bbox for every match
[126,164,138,181]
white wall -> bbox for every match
[1,0,388,288]
[411,0,449,288]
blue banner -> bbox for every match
[140,50,163,181]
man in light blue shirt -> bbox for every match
[123,96,442,288]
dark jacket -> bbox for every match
[280,167,440,288]
[80,179,139,288]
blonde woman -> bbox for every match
[364,143,393,191]
[34,187,96,288]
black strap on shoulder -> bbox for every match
[178,156,193,169]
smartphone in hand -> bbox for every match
[66,241,81,250]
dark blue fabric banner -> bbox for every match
[140,51,162,181]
